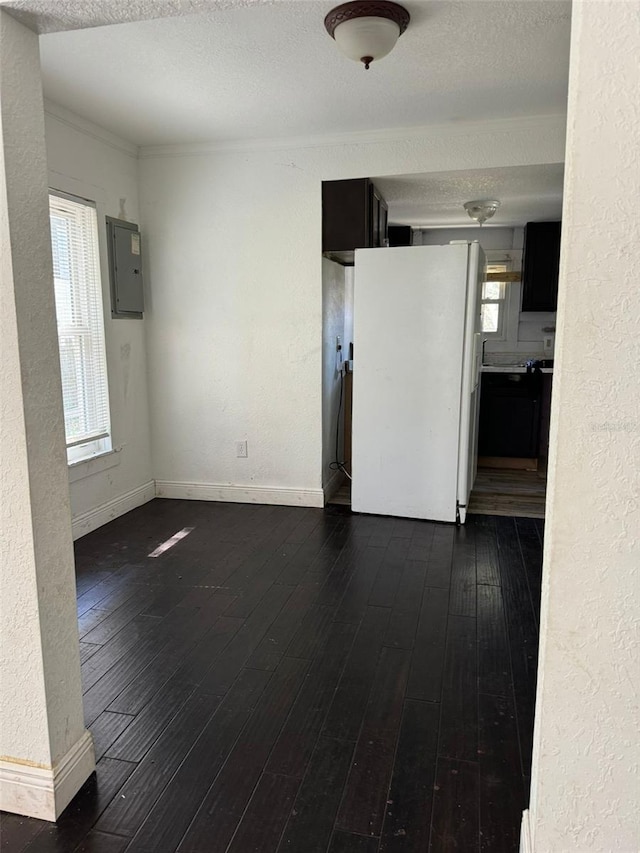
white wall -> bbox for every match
[322,257,345,494]
[525,2,640,850]
[416,226,516,251]
[44,102,154,535]
[0,12,92,819]
[140,116,566,504]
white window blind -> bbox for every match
[49,192,111,452]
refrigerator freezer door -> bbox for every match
[456,243,485,521]
[351,244,469,522]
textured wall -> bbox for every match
[140,117,566,497]
[528,2,640,850]
[0,10,86,768]
[44,103,153,524]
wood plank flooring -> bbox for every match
[468,468,547,519]
[1,500,543,853]
[328,483,352,507]
[330,470,547,519]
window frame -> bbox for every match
[49,188,113,466]
[481,258,513,341]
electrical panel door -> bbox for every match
[107,217,144,318]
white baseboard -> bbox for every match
[71,480,156,540]
[0,730,95,821]
[155,480,325,508]
[520,809,533,853]
[323,469,345,503]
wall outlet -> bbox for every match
[236,441,248,458]
[543,336,554,352]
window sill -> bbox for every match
[68,447,121,483]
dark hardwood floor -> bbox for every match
[1,501,543,853]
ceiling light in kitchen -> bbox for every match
[463,200,501,226]
[325,1,411,70]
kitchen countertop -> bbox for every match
[482,365,554,374]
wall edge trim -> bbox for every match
[71,480,156,540]
[0,730,95,821]
[520,809,533,853]
[139,113,567,159]
[155,480,325,508]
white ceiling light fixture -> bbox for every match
[463,199,501,226]
[325,1,411,70]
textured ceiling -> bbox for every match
[375,163,565,227]
[0,0,275,34]
[35,0,572,147]
[7,0,570,225]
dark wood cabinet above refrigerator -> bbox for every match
[322,178,388,265]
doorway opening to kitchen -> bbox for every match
[321,166,561,520]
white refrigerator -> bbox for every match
[351,242,484,524]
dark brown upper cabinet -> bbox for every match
[371,184,388,249]
[521,221,562,312]
[322,178,388,265]
[388,225,413,247]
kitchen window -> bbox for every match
[49,191,112,464]
[481,262,509,338]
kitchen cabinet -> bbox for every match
[389,225,412,246]
[478,372,542,459]
[521,221,562,312]
[537,373,554,476]
[322,178,388,265]
[371,184,388,248]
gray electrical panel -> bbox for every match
[106,217,144,318]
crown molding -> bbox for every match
[44,99,139,159]
[139,114,567,160]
